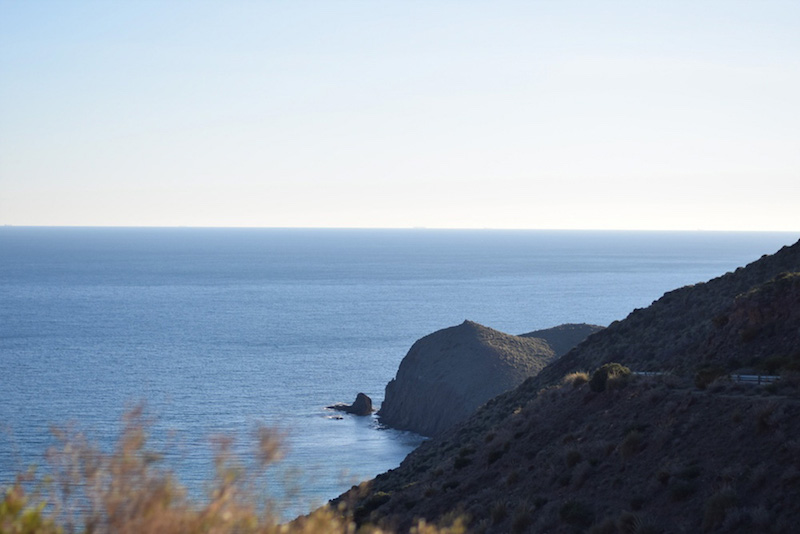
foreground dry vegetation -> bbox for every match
[5,374,798,533]
[0,406,464,534]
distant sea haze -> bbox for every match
[0,227,795,514]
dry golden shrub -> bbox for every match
[562,372,590,388]
[1,405,460,534]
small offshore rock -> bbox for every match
[328,392,373,416]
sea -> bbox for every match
[0,227,796,516]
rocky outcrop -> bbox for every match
[378,320,559,437]
[520,323,604,356]
[328,393,373,416]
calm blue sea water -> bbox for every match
[0,228,797,515]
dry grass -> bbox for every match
[0,406,462,534]
[562,372,590,388]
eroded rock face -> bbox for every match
[378,320,560,437]
[328,392,373,416]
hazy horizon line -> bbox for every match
[3,224,799,234]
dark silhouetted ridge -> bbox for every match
[333,238,800,532]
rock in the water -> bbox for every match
[379,320,562,437]
[328,392,373,416]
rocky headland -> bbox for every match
[519,323,605,357]
[378,321,601,437]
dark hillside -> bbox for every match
[695,271,800,377]
[520,323,605,357]
[535,239,800,385]
[333,238,800,533]
[346,381,800,533]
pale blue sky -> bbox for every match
[1,1,799,230]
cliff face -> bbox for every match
[378,321,557,437]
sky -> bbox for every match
[1,1,799,230]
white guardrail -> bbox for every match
[729,374,780,384]
[632,371,780,385]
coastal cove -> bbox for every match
[0,228,796,516]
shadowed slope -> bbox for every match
[335,238,800,532]
[533,238,800,387]
[520,323,604,357]
[350,379,800,532]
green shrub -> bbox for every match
[617,512,661,534]
[756,403,777,433]
[670,480,697,501]
[559,500,594,528]
[442,480,460,491]
[761,355,790,374]
[702,486,737,531]
[694,365,726,389]
[589,363,631,392]
[506,470,521,486]
[457,446,475,457]
[453,457,472,470]
[619,430,643,459]
[740,326,761,343]
[490,501,507,524]
[565,449,582,468]
[616,511,638,534]
[510,504,534,534]
[0,482,60,534]
[590,517,617,534]
[677,464,702,480]
[487,449,505,465]
[712,314,729,328]
[630,496,645,511]
[563,372,590,388]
